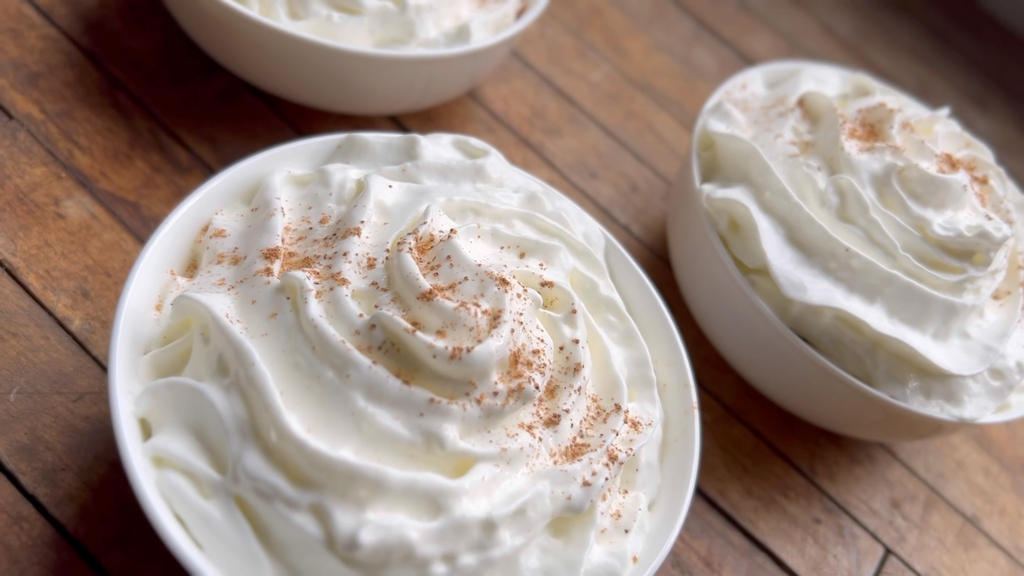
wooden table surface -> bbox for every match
[2,1,1024,574]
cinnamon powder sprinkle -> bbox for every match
[937,152,991,204]
[539,280,555,289]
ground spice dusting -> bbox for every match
[842,108,886,151]
[211,228,228,238]
[180,196,652,519]
[937,152,991,205]
[553,438,592,465]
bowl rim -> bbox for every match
[109,131,701,575]
[688,58,1024,426]
[204,0,551,60]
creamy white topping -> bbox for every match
[230,0,525,49]
[698,63,1024,420]
[138,134,661,575]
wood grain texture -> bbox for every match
[0,0,205,238]
[473,57,669,253]
[0,270,184,575]
[878,554,918,576]
[891,423,1024,566]
[0,120,139,363]
[514,15,689,181]
[694,350,1024,576]
[0,475,93,576]
[697,392,884,576]
[30,0,296,170]
[549,0,723,126]
[656,496,788,576]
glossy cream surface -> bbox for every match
[137,133,661,575]
[230,0,524,49]
[699,63,1024,419]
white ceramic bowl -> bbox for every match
[110,133,700,575]
[668,60,1024,443]
[163,0,548,116]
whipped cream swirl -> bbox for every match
[698,63,1024,420]
[138,134,661,574]
[230,0,525,49]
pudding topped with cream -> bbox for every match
[698,63,1024,419]
[137,133,662,575]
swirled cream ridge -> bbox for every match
[229,0,524,49]
[698,63,1024,420]
[138,133,661,575]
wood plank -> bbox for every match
[264,97,404,134]
[29,2,400,169]
[657,496,787,576]
[0,121,140,362]
[606,0,746,86]
[473,57,669,254]
[669,0,797,62]
[890,423,1024,566]
[0,0,206,238]
[697,391,883,576]
[0,476,94,576]
[688,331,1024,576]
[547,0,725,126]
[0,270,184,575]
[878,554,918,576]
[514,14,689,181]
[735,0,869,67]
[31,0,295,170]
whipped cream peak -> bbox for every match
[138,133,661,575]
[699,63,1024,419]
[231,0,526,49]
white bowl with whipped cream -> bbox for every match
[111,133,700,574]
[163,0,548,115]
[669,60,1024,442]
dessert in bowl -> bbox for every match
[669,60,1024,442]
[110,133,700,574]
[163,0,549,115]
